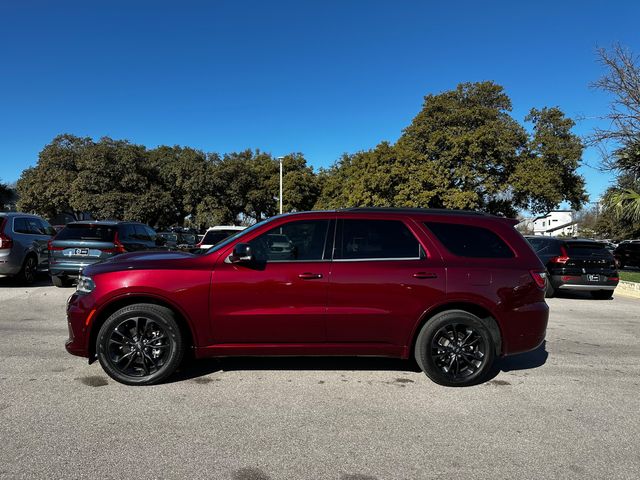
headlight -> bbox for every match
[76,275,95,294]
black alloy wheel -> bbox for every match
[430,323,486,379]
[97,304,184,385]
[415,310,496,387]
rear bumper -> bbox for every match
[501,301,549,356]
[50,259,102,277]
[550,274,618,292]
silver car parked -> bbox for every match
[0,212,55,284]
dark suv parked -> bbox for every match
[49,221,165,287]
[526,236,618,299]
[0,212,56,284]
[614,241,640,269]
[65,208,549,387]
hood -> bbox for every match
[83,250,195,276]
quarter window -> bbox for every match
[335,219,422,260]
[249,220,330,262]
[425,222,514,258]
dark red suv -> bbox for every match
[65,208,548,387]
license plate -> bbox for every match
[74,248,89,256]
[587,274,600,282]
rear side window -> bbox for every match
[14,217,52,235]
[55,224,117,241]
[336,219,422,260]
[425,222,514,258]
[565,242,608,256]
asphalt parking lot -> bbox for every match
[0,280,639,480]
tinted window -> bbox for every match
[565,242,609,256]
[134,225,151,241]
[180,233,196,244]
[143,226,157,242]
[56,224,117,241]
[526,237,561,256]
[160,233,179,242]
[249,220,329,262]
[425,222,514,258]
[40,219,56,236]
[118,224,135,241]
[13,218,31,234]
[336,219,421,260]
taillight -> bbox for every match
[47,240,63,251]
[530,270,547,289]
[0,218,12,250]
[112,231,126,254]
[550,245,570,264]
[608,277,619,282]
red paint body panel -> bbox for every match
[65,210,548,363]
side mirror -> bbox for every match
[229,243,253,263]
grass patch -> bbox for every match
[619,271,640,283]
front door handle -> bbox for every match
[298,272,323,280]
[413,272,438,279]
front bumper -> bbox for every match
[65,292,94,358]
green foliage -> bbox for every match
[0,179,14,209]
[17,136,319,228]
[317,82,587,216]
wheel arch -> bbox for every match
[88,294,196,363]
[409,302,503,358]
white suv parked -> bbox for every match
[197,226,246,250]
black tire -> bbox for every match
[51,275,71,288]
[96,303,184,386]
[17,255,38,285]
[415,310,495,387]
[591,290,613,300]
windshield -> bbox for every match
[205,218,274,254]
[565,242,608,256]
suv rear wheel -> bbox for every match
[415,310,495,387]
[18,255,37,285]
[96,303,184,386]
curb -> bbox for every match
[616,280,640,299]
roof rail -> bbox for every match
[339,207,488,216]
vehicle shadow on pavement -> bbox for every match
[0,276,53,288]
[497,340,548,372]
[170,341,549,384]
[171,356,423,382]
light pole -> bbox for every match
[277,156,284,214]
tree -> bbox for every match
[317,82,587,216]
[591,45,640,231]
[509,107,588,213]
[0,180,14,210]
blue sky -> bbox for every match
[1,1,638,204]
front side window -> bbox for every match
[335,219,422,260]
[425,222,514,258]
[249,219,330,262]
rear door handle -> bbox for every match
[413,272,438,279]
[298,272,323,280]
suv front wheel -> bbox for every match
[96,303,184,386]
[415,310,496,387]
